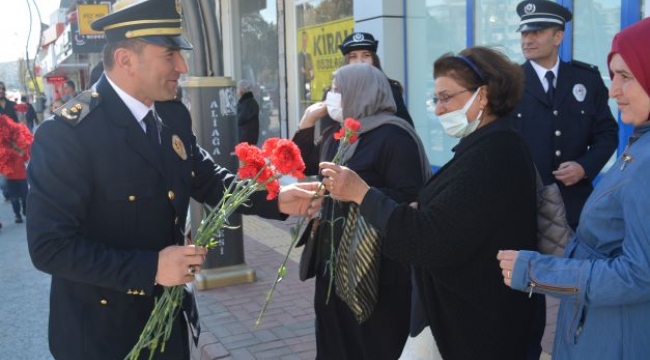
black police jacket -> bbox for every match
[511,60,618,228]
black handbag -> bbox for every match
[535,170,574,257]
[296,217,320,281]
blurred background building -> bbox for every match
[19,0,649,168]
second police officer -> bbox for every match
[509,1,618,359]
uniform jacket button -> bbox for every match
[128,196,136,202]
[555,130,562,137]
[168,191,175,200]
[553,110,559,116]
[100,299,108,305]
[555,150,562,157]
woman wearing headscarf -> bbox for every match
[494,17,650,359]
[321,47,537,359]
[293,62,429,359]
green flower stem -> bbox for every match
[255,182,325,327]
[255,129,357,327]
[126,167,273,360]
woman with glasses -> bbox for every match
[320,46,537,359]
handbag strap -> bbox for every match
[534,165,544,190]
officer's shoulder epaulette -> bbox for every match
[54,89,101,127]
[571,60,600,73]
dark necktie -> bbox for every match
[545,71,555,104]
[143,110,160,146]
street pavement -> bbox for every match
[0,198,53,359]
[0,195,554,359]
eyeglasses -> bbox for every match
[432,89,471,105]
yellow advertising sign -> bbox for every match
[298,17,354,103]
[78,4,110,35]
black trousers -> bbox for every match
[6,179,27,217]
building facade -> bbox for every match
[37,0,648,167]
[221,0,647,169]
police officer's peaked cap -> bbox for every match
[91,0,193,50]
[516,0,573,32]
[339,32,378,55]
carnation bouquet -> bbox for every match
[0,114,33,173]
[126,138,306,360]
[256,117,362,326]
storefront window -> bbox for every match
[237,1,280,143]
[295,0,354,113]
[573,0,620,168]
[405,0,467,168]
[475,0,524,63]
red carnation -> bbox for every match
[0,114,33,175]
[261,137,280,157]
[235,143,266,180]
[270,139,305,179]
[333,128,345,141]
[265,179,280,200]
[344,118,361,132]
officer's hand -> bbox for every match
[155,245,207,286]
[553,161,586,186]
[277,182,323,216]
[298,102,327,130]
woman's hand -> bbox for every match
[298,102,328,130]
[497,250,520,287]
[319,162,369,204]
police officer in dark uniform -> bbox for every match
[339,32,413,126]
[509,1,618,359]
[511,0,618,230]
[317,32,413,132]
[26,1,319,359]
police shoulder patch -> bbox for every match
[54,90,101,127]
[571,60,599,73]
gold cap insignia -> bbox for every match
[172,134,187,160]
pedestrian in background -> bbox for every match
[0,113,32,224]
[321,47,537,360]
[20,95,38,131]
[339,32,413,126]
[499,17,650,360]
[294,63,429,359]
[236,79,260,145]
[61,80,78,103]
[319,32,414,133]
[0,81,18,122]
[26,1,320,359]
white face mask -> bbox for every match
[437,88,483,138]
[325,91,343,122]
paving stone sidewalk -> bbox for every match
[191,216,316,360]
[191,215,555,360]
